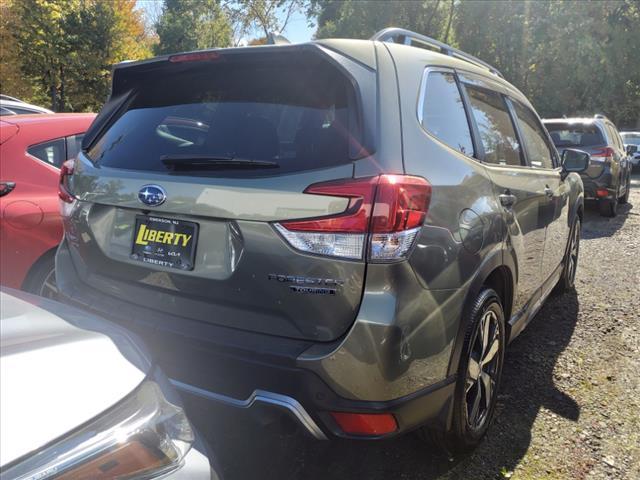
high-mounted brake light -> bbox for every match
[58,159,76,203]
[275,175,431,261]
[330,412,398,436]
[168,51,221,63]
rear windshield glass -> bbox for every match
[87,56,359,176]
[621,133,640,145]
[545,122,605,148]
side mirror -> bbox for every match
[561,148,590,177]
[626,145,635,155]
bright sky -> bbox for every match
[135,0,315,43]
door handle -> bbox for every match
[0,181,16,197]
[499,190,517,208]
[544,186,554,198]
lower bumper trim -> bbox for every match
[170,379,328,440]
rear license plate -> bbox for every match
[131,215,198,270]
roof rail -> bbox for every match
[370,27,503,78]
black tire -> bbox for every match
[598,197,618,217]
[619,177,630,204]
[22,254,58,299]
[555,217,581,293]
[423,288,505,453]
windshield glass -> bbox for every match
[545,122,605,148]
[621,133,640,145]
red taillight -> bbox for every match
[276,175,431,261]
[596,188,609,198]
[281,175,431,234]
[371,175,431,233]
[591,147,614,159]
[168,51,221,63]
[58,159,75,203]
[279,177,377,233]
[330,412,398,436]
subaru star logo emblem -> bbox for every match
[138,185,166,207]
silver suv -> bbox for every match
[543,115,632,216]
[56,28,589,451]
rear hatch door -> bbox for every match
[66,46,376,342]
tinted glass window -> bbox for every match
[87,60,358,176]
[621,133,640,145]
[66,134,84,160]
[465,86,522,166]
[10,107,39,115]
[513,102,554,169]
[420,72,473,156]
[545,122,605,148]
[27,138,66,167]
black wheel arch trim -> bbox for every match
[446,247,515,378]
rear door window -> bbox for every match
[27,138,66,167]
[464,85,522,166]
[545,123,605,148]
[419,71,474,157]
[513,102,555,169]
[87,60,359,176]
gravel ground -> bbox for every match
[186,173,640,480]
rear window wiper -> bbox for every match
[161,154,279,170]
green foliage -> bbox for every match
[310,0,456,42]
[7,0,151,112]
[310,0,640,129]
[154,0,232,55]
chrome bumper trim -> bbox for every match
[170,379,328,440]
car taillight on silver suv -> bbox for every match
[275,174,431,261]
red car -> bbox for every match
[0,113,95,297]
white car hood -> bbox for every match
[0,291,149,467]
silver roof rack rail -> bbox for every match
[371,27,503,78]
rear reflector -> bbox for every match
[58,159,76,203]
[596,188,609,197]
[276,175,431,261]
[330,412,398,436]
[168,51,221,63]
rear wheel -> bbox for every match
[23,256,59,300]
[425,288,505,453]
[619,176,630,204]
[555,218,581,293]
[599,196,618,217]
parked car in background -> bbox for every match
[543,115,632,216]
[0,95,53,115]
[621,131,640,169]
[56,28,589,452]
[0,288,218,479]
[0,113,95,297]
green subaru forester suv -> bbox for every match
[56,28,589,451]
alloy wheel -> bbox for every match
[465,307,501,430]
[567,220,580,286]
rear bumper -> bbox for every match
[56,238,457,440]
[580,171,614,199]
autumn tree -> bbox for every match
[8,0,151,112]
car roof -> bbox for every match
[112,37,528,107]
[543,117,602,124]
[0,99,54,114]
